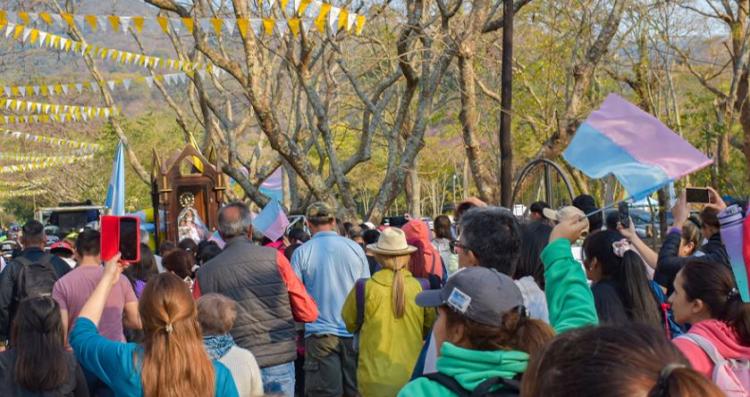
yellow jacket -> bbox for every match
[342,269,436,397]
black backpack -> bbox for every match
[13,254,58,300]
[423,372,520,397]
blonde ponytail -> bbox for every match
[375,254,410,319]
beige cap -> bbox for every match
[543,206,589,227]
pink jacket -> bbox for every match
[674,319,750,378]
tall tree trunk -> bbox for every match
[458,54,498,203]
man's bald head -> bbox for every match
[218,202,252,240]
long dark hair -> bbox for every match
[583,230,661,327]
[124,243,158,285]
[680,261,750,345]
[11,296,69,391]
[433,215,453,240]
[515,221,552,289]
[522,324,724,397]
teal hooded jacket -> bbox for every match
[398,238,598,396]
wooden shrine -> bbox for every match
[151,145,227,248]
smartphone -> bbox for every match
[686,187,711,203]
[101,215,141,263]
[618,202,630,229]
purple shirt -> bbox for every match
[52,266,137,342]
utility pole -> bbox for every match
[499,0,514,207]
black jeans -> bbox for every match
[304,335,359,397]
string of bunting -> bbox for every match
[0,113,99,124]
[0,129,100,151]
[0,189,48,198]
[1,71,190,98]
[0,4,366,38]
[0,152,88,162]
[0,177,51,187]
[0,153,94,174]
[0,98,116,118]
[3,22,214,73]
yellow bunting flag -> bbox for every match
[0,11,6,29]
[211,18,223,36]
[355,15,365,35]
[18,11,29,25]
[263,18,275,36]
[60,12,74,28]
[237,18,249,39]
[281,0,290,10]
[108,15,121,32]
[85,15,98,31]
[338,9,349,30]
[133,16,145,33]
[288,18,301,36]
[298,0,312,15]
[39,12,53,25]
[182,17,194,33]
[28,29,38,45]
[315,3,332,33]
[156,16,169,33]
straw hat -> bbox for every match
[367,227,417,256]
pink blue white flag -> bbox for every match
[260,167,283,203]
[563,94,712,199]
[252,200,289,242]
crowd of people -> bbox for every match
[0,188,747,397]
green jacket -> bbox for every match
[398,238,598,396]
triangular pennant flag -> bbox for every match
[21,27,32,43]
[104,108,110,118]
[108,15,121,32]
[156,16,169,33]
[18,86,25,96]
[74,15,85,31]
[123,79,132,90]
[328,7,341,32]
[144,77,154,89]
[306,0,322,19]
[51,13,63,26]
[32,85,40,95]
[223,18,235,35]
[5,23,14,39]
[39,12,53,26]
[263,18,275,36]
[61,12,75,28]
[25,102,32,112]
[250,19,262,37]
[133,16,145,33]
[210,18,223,35]
[120,16,132,32]
[237,18,249,38]
[276,19,288,36]
[43,104,50,113]
[18,11,30,25]
[182,17,194,33]
[107,80,116,91]
[288,18,301,36]
[84,15,97,31]
[338,9,349,30]
[355,15,365,35]
[294,0,304,14]
[301,18,313,34]
[38,31,47,46]
[97,15,108,32]
[281,0,291,11]
[315,3,331,32]
[347,12,357,31]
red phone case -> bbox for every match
[100,215,141,263]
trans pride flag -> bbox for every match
[252,200,289,242]
[563,94,712,200]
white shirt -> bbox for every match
[219,346,264,397]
